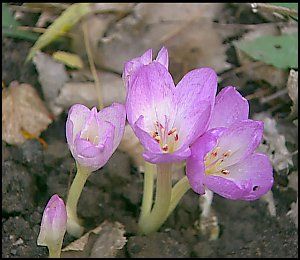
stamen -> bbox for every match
[168,128,177,135]
[151,131,159,138]
[162,144,168,152]
[154,136,161,143]
[174,133,179,141]
[221,169,230,175]
[223,150,231,157]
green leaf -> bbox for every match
[235,33,298,69]
[26,3,91,62]
[270,3,298,11]
[2,3,39,41]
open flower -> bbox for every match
[66,103,126,172]
[186,87,274,200]
[37,194,67,255]
[125,47,218,164]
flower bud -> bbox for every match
[37,194,67,250]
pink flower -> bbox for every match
[66,103,126,172]
[124,47,218,163]
[186,87,274,200]
[37,194,67,247]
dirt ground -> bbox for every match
[2,3,298,258]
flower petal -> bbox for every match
[209,86,249,129]
[204,153,273,200]
[214,120,264,168]
[174,67,218,145]
[143,145,191,164]
[126,62,176,130]
[123,49,153,88]
[98,103,126,151]
[66,104,91,149]
[73,121,115,172]
[155,46,169,70]
[186,128,226,194]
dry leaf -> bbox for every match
[254,112,293,172]
[33,51,69,116]
[235,24,289,88]
[55,71,125,110]
[287,69,298,118]
[95,3,229,80]
[61,221,127,258]
[2,81,53,145]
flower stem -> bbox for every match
[138,163,172,235]
[48,242,62,258]
[167,176,190,218]
[139,162,155,223]
[66,163,91,237]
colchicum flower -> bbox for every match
[66,103,126,172]
[124,47,218,164]
[65,103,126,237]
[186,87,274,200]
[124,47,219,235]
[37,194,67,258]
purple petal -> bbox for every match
[204,153,273,200]
[209,86,249,129]
[186,128,226,194]
[123,49,153,88]
[143,145,191,164]
[126,62,176,128]
[215,120,264,168]
[37,194,67,246]
[174,67,218,146]
[155,46,169,70]
[98,103,126,151]
[66,104,91,150]
[73,121,115,172]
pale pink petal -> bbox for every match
[174,67,218,146]
[155,46,169,70]
[204,153,273,200]
[98,103,126,151]
[209,86,249,129]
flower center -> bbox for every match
[204,146,232,176]
[150,119,179,153]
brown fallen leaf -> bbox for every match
[2,81,53,145]
[95,3,230,81]
[61,221,127,258]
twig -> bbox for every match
[260,88,288,104]
[219,61,265,79]
[245,88,271,101]
[249,3,298,17]
[82,21,103,110]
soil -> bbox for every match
[2,5,298,258]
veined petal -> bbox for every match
[98,103,126,151]
[186,128,226,194]
[123,49,153,88]
[209,86,249,129]
[174,67,218,145]
[155,46,169,70]
[126,62,176,129]
[204,153,273,200]
[214,120,264,169]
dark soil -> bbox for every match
[2,6,298,257]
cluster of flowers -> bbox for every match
[38,47,273,257]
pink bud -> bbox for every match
[37,194,67,248]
